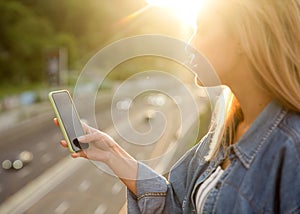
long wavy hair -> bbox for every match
[205,0,300,161]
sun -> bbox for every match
[146,0,205,27]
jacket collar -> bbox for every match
[230,100,288,169]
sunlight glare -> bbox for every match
[146,0,205,27]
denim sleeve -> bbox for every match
[126,134,211,213]
[126,162,182,214]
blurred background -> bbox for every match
[0,0,212,213]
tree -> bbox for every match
[0,1,54,83]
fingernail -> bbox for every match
[77,136,84,141]
[72,153,79,158]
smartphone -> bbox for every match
[48,90,88,153]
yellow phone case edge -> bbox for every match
[48,89,76,153]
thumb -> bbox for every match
[77,132,102,143]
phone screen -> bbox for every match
[51,91,88,152]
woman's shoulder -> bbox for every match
[278,110,300,142]
[275,110,300,159]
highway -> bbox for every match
[0,79,211,214]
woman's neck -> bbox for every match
[229,72,271,141]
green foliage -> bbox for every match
[0,0,122,86]
[0,1,53,84]
[0,0,187,88]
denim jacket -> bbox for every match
[127,101,300,213]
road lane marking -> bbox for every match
[36,142,47,151]
[54,201,69,214]
[17,167,32,178]
[41,153,52,164]
[94,204,107,214]
[111,182,123,195]
[78,180,91,192]
[118,202,127,214]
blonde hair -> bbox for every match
[234,0,300,112]
[205,0,300,160]
[205,87,242,161]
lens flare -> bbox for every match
[146,0,204,27]
[116,5,150,25]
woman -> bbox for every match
[55,0,300,213]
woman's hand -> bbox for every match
[73,122,119,163]
[53,118,138,194]
[54,118,128,162]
